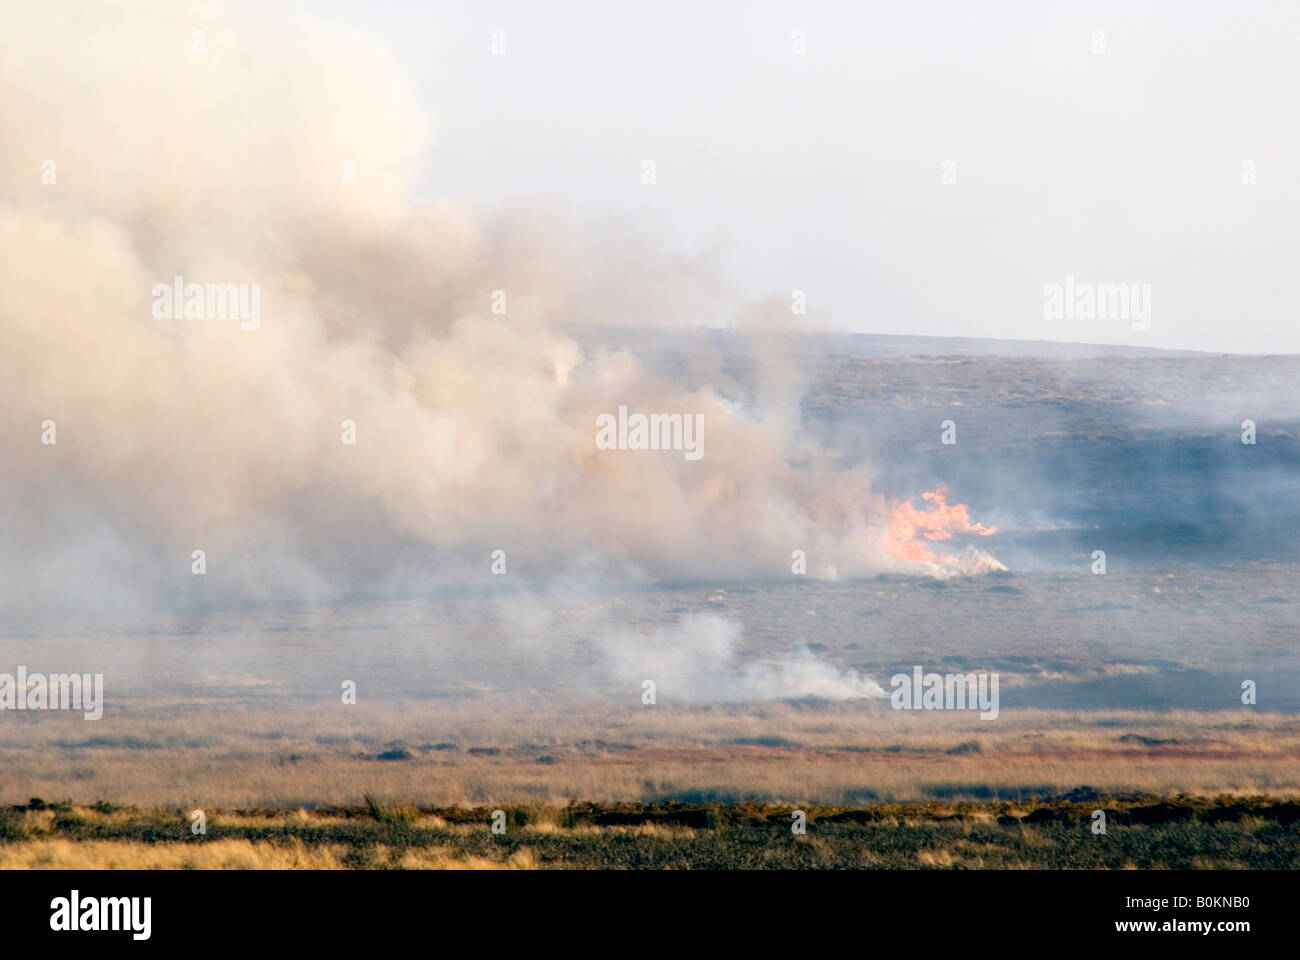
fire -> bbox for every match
[879,484,1004,573]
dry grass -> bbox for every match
[0,837,544,870]
[2,798,1296,869]
[0,838,347,869]
[2,697,1299,808]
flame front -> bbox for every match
[879,484,1004,574]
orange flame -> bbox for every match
[880,484,1002,571]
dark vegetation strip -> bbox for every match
[3,795,1297,869]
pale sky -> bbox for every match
[315,0,1299,353]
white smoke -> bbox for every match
[0,1,899,616]
[598,614,887,702]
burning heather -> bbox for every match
[879,485,1004,576]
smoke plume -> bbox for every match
[0,2,985,617]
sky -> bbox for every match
[310,0,1300,354]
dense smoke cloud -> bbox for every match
[0,1,906,616]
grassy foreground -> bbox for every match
[2,794,1298,869]
[7,703,1300,809]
